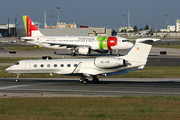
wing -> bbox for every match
[43,42,81,48]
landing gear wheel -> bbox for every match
[117,53,120,56]
[16,73,21,82]
[83,79,89,84]
[93,78,99,84]
[71,53,76,56]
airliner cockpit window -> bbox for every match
[14,62,19,65]
[122,40,130,42]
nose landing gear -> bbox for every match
[16,73,21,82]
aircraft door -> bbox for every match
[25,62,31,70]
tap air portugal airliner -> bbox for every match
[6,38,160,84]
[21,15,133,56]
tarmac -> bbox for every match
[0,78,180,97]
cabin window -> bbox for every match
[67,64,71,67]
[40,64,44,67]
[54,64,57,67]
[14,62,19,65]
[60,64,64,67]
[34,64,37,67]
[74,64,78,67]
[47,64,50,67]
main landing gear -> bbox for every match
[71,48,77,56]
[116,50,121,56]
[16,73,21,82]
[71,53,76,56]
[80,75,99,84]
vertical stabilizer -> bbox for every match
[122,38,159,63]
[22,15,44,37]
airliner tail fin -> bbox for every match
[22,15,44,37]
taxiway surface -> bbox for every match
[0,78,180,97]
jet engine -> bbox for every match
[94,57,126,68]
[78,46,91,55]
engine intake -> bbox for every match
[94,57,126,68]
[78,46,91,55]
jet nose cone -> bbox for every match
[5,67,11,72]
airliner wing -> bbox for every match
[43,42,86,47]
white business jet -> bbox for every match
[6,38,159,84]
[21,15,133,56]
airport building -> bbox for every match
[119,27,133,32]
[39,27,112,36]
[160,25,175,32]
[0,23,16,37]
[176,19,180,32]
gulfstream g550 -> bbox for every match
[6,38,159,84]
[21,15,133,56]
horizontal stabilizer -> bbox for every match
[101,66,144,77]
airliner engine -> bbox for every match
[94,57,126,68]
[78,46,91,55]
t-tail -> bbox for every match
[102,38,160,77]
[122,38,160,65]
[22,15,44,37]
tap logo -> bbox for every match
[97,37,117,50]
[23,16,38,36]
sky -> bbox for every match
[0,0,180,31]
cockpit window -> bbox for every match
[14,62,19,65]
[122,40,130,42]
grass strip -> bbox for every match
[5,45,53,51]
[154,44,180,49]
[1,66,180,78]
[0,96,180,120]
[0,57,42,63]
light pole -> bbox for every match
[123,15,126,32]
[49,15,53,28]
[165,14,168,32]
[128,9,130,32]
[57,6,60,28]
